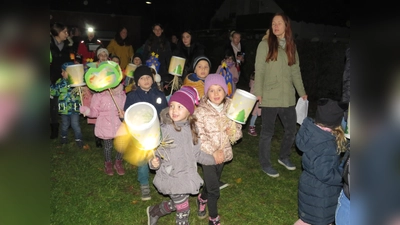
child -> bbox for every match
[50,62,84,148]
[215,50,239,98]
[294,98,348,225]
[194,74,243,225]
[111,55,120,65]
[131,52,143,66]
[183,55,211,98]
[147,86,224,225]
[79,84,126,176]
[124,65,168,200]
[248,71,261,136]
[82,48,111,148]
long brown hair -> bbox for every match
[315,123,348,154]
[266,12,297,66]
[172,114,199,145]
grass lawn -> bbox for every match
[50,116,303,225]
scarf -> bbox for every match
[208,99,224,112]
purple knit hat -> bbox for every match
[204,73,228,95]
[169,86,200,115]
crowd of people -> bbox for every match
[50,12,350,225]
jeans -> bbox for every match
[61,114,82,140]
[335,190,350,225]
[259,106,296,169]
[138,164,149,186]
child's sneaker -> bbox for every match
[197,194,207,219]
[104,161,114,176]
[140,185,151,201]
[114,160,125,175]
[60,136,67,144]
[248,125,257,136]
[75,139,84,148]
[209,215,221,225]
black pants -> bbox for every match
[200,163,224,218]
[50,97,59,124]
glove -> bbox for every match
[79,105,90,115]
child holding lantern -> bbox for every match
[193,74,243,225]
[50,62,84,148]
[147,86,224,225]
[123,65,168,200]
[79,83,126,176]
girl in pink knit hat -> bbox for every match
[194,74,243,225]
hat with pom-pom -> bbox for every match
[204,73,228,95]
[169,86,200,115]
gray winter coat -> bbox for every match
[150,108,216,195]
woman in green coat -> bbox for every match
[254,12,307,178]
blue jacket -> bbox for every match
[50,78,81,115]
[295,117,342,225]
[124,87,168,117]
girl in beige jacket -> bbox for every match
[194,74,243,225]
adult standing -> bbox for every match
[224,31,245,78]
[107,26,134,70]
[172,30,205,81]
[50,22,74,139]
[77,28,103,65]
[142,23,172,94]
[254,12,307,177]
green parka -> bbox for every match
[254,39,306,107]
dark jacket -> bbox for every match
[224,41,246,66]
[172,41,205,80]
[142,37,172,83]
[124,87,168,116]
[295,117,343,225]
[341,47,350,103]
[50,35,74,84]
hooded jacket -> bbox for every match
[85,84,126,139]
[295,117,343,225]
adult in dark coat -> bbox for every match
[172,30,205,81]
[142,23,172,94]
[50,22,74,139]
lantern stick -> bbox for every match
[108,88,122,115]
[78,86,86,117]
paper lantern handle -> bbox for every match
[108,88,122,116]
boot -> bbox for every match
[209,215,221,225]
[197,194,208,219]
[147,200,176,225]
[114,160,125,175]
[248,125,257,136]
[140,185,151,201]
[175,199,190,225]
[104,161,114,176]
[50,123,59,139]
[95,136,102,148]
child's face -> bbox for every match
[207,84,226,105]
[138,75,153,91]
[61,69,68,79]
[98,52,108,62]
[225,57,234,64]
[169,101,190,122]
[112,57,120,64]
[133,57,142,66]
[194,60,210,79]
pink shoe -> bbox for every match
[104,161,114,176]
[248,126,257,136]
[114,160,125,175]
